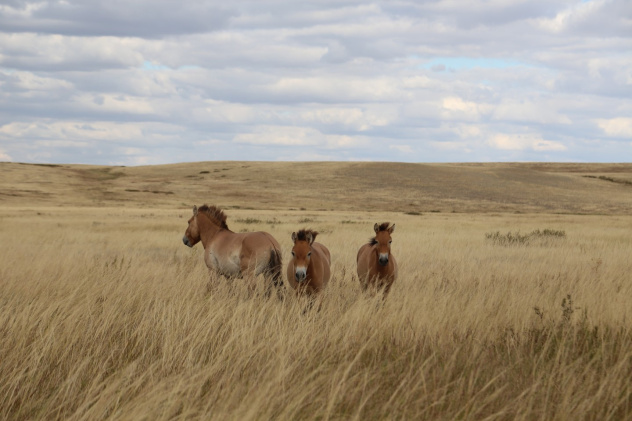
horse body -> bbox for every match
[286,229,331,294]
[203,230,280,278]
[357,222,397,296]
[183,205,283,287]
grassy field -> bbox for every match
[1,162,631,420]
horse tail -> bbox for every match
[267,247,283,288]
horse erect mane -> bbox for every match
[296,229,318,242]
[198,204,229,229]
[369,222,390,245]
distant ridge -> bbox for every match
[1,161,631,214]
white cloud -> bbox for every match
[234,126,322,146]
[276,152,337,161]
[324,134,369,149]
[74,94,156,115]
[0,0,630,164]
[298,107,392,131]
[489,134,567,151]
[0,121,180,143]
[441,97,487,121]
[430,140,474,153]
[492,99,572,125]
[534,1,599,33]
[0,149,12,161]
[597,118,632,138]
[0,33,145,70]
[1,70,73,91]
[36,140,89,148]
[203,100,260,124]
[389,144,414,154]
[268,76,400,102]
[454,124,483,139]
[233,125,369,150]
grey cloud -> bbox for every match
[0,0,630,164]
[1,0,234,38]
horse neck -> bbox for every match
[197,214,230,247]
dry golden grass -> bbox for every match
[1,162,632,419]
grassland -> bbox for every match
[1,162,631,420]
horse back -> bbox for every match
[240,231,280,254]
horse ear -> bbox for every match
[291,232,297,243]
[306,232,313,244]
[193,205,198,216]
[374,223,379,234]
[310,231,318,243]
[388,224,395,234]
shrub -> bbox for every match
[485,229,566,246]
[235,217,262,224]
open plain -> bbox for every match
[1,161,631,420]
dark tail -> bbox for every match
[267,248,283,288]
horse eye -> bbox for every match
[307,252,312,257]
[389,240,392,244]
[291,251,295,256]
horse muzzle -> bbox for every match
[378,254,389,267]
[294,268,307,283]
[182,236,193,247]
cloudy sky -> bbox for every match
[0,0,630,165]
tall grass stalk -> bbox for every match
[1,207,631,420]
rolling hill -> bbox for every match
[1,161,631,214]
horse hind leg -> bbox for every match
[257,249,284,300]
[262,248,284,295]
[267,248,283,288]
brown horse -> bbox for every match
[286,229,331,294]
[182,205,283,289]
[357,222,398,297]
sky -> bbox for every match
[0,0,630,165]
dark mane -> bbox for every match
[376,222,390,232]
[198,204,229,229]
[369,222,390,245]
[296,229,318,242]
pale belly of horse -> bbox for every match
[206,251,241,277]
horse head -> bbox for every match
[182,205,201,247]
[373,222,395,267]
[290,229,317,283]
